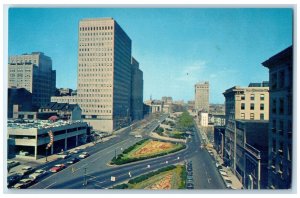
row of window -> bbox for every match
[241,103,265,110]
[80,104,112,108]
[79,37,113,42]
[271,120,292,137]
[80,26,113,31]
[78,84,112,88]
[240,113,265,120]
[241,94,265,101]
[83,109,112,114]
[79,48,112,52]
[271,97,292,115]
[78,53,113,57]
[78,73,112,78]
[79,58,113,62]
[78,93,112,97]
[78,63,113,67]
[78,78,112,83]
[78,68,112,72]
[80,32,113,36]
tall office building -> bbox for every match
[77,18,135,132]
[131,57,144,121]
[262,46,293,189]
[195,81,209,112]
[8,52,56,109]
[223,83,269,174]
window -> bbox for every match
[271,72,277,89]
[260,114,264,120]
[241,113,245,119]
[279,121,284,136]
[260,94,265,101]
[272,139,276,152]
[279,70,285,88]
[272,99,277,114]
[241,95,245,100]
[250,113,254,120]
[272,120,277,133]
[250,94,255,100]
[279,142,284,155]
[260,104,264,110]
[250,103,255,110]
[279,98,284,114]
[241,103,245,110]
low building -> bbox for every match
[209,114,226,126]
[39,102,82,121]
[199,112,209,126]
[235,120,269,189]
[7,120,89,159]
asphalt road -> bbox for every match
[25,113,225,190]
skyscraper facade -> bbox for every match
[77,18,135,132]
[262,46,293,189]
[195,81,209,112]
[131,57,144,121]
[8,52,56,109]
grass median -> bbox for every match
[110,139,186,165]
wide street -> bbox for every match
[24,113,225,190]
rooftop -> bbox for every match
[7,119,85,130]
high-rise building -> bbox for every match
[262,46,293,189]
[223,83,269,173]
[77,18,137,132]
[131,57,143,121]
[8,52,56,109]
[195,81,209,112]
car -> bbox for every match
[29,169,48,180]
[7,174,22,188]
[219,170,228,176]
[7,160,20,169]
[57,152,70,159]
[187,166,193,171]
[79,152,89,159]
[187,171,193,176]
[186,183,194,189]
[70,148,83,154]
[19,150,29,156]
[187,175,193,180]
[67,157,80,164]
[49,164,65,173]
[12,178,35,189]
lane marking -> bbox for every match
[44,182,56,189]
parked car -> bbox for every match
[19,150,29,156]
[49,164,65,173]
[29,169,48,180]
[219,170,228,176]
[7,174,22,188]
[79,152,89,159]
[187,166,193,171]
[187,171,193,176]
[187,175,193,180]
[7,160,20,170]
[12,178,35,189]
[67,157,80,164]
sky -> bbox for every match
[8,8,293,103]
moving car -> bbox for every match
[79,152,89,159]
[49,164,65,173]
[70,148,83,154]
[67,157,80,164]
[29,169,48,180]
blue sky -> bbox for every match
[8,8,293,103]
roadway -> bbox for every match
[27,113,225,190]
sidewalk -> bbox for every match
[194,120,243,189]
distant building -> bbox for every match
[8,88,32,118]
[235,120,269,189]
[162,96,173,104]
[209,114,226,126]
[209,104,225,115]
[199,112,209,126]
[223,83,269,173]
[262,45,293,189]
[57,88,73,96]
[8,52,56,108]
[195,81,209,113]
[51,96,78,104]
[131,57,144,121]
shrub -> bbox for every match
[113,183,129,189]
